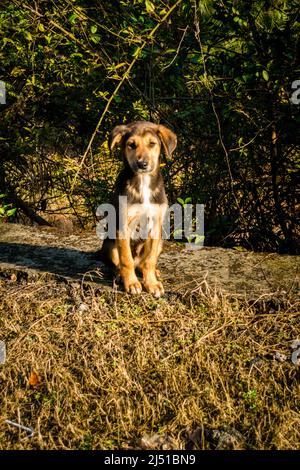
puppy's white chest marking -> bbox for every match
[141,175,151,207]
[128,175,158,238]
[128,175,154,216]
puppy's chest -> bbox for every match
[126,175,163,238]
[127,175,155,217]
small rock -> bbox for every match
[186,426,245,450]
[78,303,89,313]
[273,351,287,362]
[140,433,177,450]
[291,340,300,350]
[291,349,300,366]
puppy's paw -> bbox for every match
[144,280,165,298]
[123,275,142,294]
[126,279,142,295]
[120,268,142,295]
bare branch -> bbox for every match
[229,122,273,153]
[161,26,188,71]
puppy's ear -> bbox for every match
[109,125,128,151]
[157,125,177,157]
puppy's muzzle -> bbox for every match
[137,160,148,171]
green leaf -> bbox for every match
[145,0,155,13]
[114,95,122,103]
[91,34,100,44]
[242,74,251,83]
[262,70,269,81]
[233,246,247,252]
[11,67,26,77]
[6,208,16,217]
[24,31,33,41]
[187,234,204,244]
[90,25,97,34]
[69,13,77,24]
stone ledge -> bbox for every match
[0,223,299,299]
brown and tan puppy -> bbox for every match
[100,121,177,298]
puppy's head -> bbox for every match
[109,121,177,174]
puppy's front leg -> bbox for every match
[140,237,164,298]
[117,235,142,294]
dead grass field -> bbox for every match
[0,272,299,450]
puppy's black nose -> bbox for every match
[137,161,148,170]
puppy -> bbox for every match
[100,121,177,298]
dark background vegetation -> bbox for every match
[0,0,299,253]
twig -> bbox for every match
[229,121,273,152]
[5,420,34,438]
[161,26,188,71]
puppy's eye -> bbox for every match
[127,142,136,149]
[149,141,156,147]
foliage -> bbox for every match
[0,0,299,252]
[0,194,16,222]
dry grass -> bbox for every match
[0,273,299,450]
